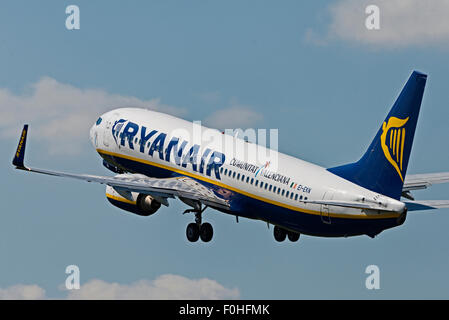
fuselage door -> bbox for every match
[320,191,333,224]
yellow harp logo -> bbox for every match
[381,116,409,182]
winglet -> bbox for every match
[12,125,29,169]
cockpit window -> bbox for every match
[96,117,102,125]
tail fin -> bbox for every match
[328,71,427,200]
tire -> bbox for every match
[200,222,213,242]
[186,223,200,242]
[287,231,300,242]
[273,226,287,242]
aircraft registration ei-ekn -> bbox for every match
[12,71,449,243]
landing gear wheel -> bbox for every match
[186,223,200,242]
[287,231,300,242]
[273,226,287,242]
[200,222,213,242]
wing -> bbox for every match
[12,125,229,211]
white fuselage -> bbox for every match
[90,108,405,237]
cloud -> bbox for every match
[0,77,186,154]
[0,284,46,300]
[204,100,263,130]
[0,274,239,300]
[66,274,240,300]
[306,0,449,48]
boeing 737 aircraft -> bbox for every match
[12,71,449,243]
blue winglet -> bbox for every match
[12,125,29,169]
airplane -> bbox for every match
[12,70,449,243]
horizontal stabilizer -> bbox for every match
[403,172,449,191]
[405,200,449,211]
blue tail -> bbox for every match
[328,71,427,200]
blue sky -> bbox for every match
[1,0,449,299]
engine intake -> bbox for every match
[136,194,161,216]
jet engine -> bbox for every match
[105,185,161,216]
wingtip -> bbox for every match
[12,125,29,169]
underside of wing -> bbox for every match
[18,167,230,211]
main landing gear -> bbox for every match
[184,205,213,243]
[273,225,300,242]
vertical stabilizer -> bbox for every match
[328,71,427,200]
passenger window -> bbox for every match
[255,180,258,187]
[295,194,298,201]
[233,172,236,178]
[264,183,268,190]
[281,190,285,196]
[269,185,272,191]
[241,175,245,181]
[237,173,240,180]
[224,169,228,175]
[286,191,289,198]
[251,178,254,184]
[260,182,264,188]
[300,195,303,200]
[246,177,249,183]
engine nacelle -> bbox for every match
[105,186,161,216]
